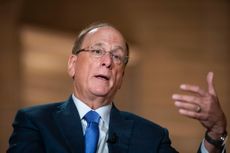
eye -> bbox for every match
[112,54,122,61]
[91,49,103,55]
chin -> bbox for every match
[93,91,110,97]
[90,88,110,97]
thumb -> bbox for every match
[207,71,216,95]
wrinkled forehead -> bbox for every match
[81,27,126,50]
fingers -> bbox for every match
[207,72,216,96]
[176,109,203,119]
[172,72,227,135]
[180,84,206,96]
[174,101,200,112]
[173,72,216,107]
[173,94,203,120]
[172,94,201,105]
[172,73,210,120]
[173,95,207,121]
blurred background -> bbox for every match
[0,0,229,152]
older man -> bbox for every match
[7,23,227,153]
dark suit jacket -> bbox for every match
[7,97,183,153]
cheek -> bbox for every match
[113,68,125,87]
[75,60,91,81]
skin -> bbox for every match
[172,72,227,153]
[68,26,126,109]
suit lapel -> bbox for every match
[53,97,84,153]
[108,105,134,153]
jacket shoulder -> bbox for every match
[120,111,166,132]
[17,101,66,120]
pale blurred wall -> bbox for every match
[1,0,229,153]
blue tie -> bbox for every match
[84,110,100,153]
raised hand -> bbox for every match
[172,72,227,152]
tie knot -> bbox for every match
[84,110,100,124]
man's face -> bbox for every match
[68,27,127,103]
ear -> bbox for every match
[67,55,77,78]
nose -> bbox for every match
[100,52,113,68]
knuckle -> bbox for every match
[202,114,209,120]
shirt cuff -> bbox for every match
[201,139,209,153]
[201,139,226,153]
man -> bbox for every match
[7,23,227,153]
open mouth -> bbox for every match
[95,75,110,81]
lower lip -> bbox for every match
[95,76,109,81]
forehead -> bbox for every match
[81,27,126,49]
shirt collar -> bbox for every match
[72,94,112,126]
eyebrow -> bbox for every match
[91,43,125,51]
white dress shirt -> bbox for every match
[72,94,111,153]
[72,94,210,153]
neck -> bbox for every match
[73,92,112,109]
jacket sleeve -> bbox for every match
[7,109,46,153]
